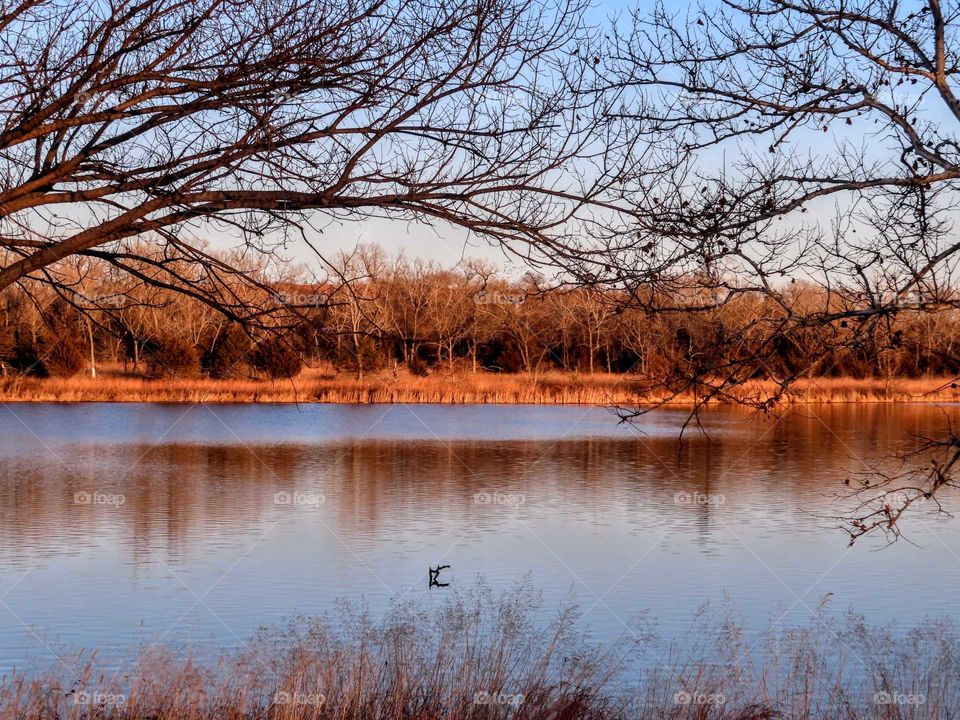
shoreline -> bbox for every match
[1,368,958,404]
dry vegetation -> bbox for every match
[1,584,956,720]
[5,243,960,406]
[1,363,959,404]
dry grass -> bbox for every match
[0,363,959,404]
[1,583,957,720]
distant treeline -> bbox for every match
[1,244,958,382]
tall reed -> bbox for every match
[1,365,959,405]
[1,583,957,719]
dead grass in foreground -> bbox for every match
[1,583,956,720]
[0,364,958,404]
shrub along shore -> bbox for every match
[0,365,958,404]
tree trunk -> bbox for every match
[86,319,97,379]
[353,336,363,380]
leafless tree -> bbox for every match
[584,0,960,540]
[0,0,624,328]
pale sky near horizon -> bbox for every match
[292,216,524,274]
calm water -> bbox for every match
[0,402,957,675]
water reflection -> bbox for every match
[0,402,957,673]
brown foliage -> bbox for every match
[252,338,303,380]
[147,338,199,379]
[202,325,252,379]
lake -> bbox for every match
[0,402,957,676]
